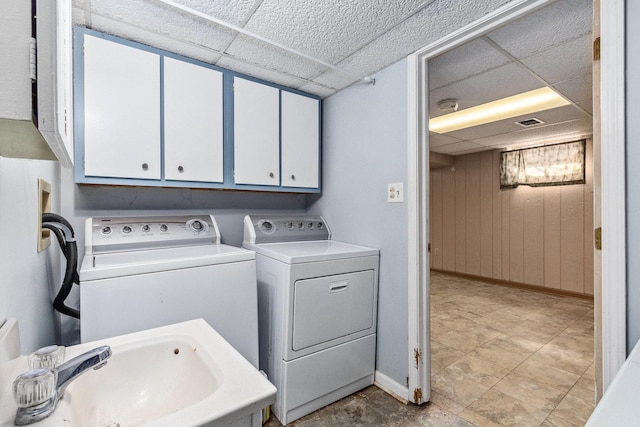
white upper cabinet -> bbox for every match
[76,29,321,192]
[233,77,280,186]
[163,57,223,182]
[83,34,161,179]
[281,91,320,188]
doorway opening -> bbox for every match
[407,0,625,412]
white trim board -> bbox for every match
[374,370,409,404]
[406,0,624,401]
[599,0,626,389]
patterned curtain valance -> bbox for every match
[500,140,586,189]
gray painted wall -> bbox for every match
[0,157,61,353]
[626,0,640,353]
[57,167,306,344]
[308,59,409,386]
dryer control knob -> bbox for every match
[190,220,204,232]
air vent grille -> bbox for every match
[515,118,545,127]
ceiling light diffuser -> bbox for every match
[429,87,570,134]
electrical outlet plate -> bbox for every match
[388,182,404,203]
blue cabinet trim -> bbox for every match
[73,26,321,194]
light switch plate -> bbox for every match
[388,182,404,203]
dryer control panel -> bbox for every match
[244,215,330,244]
[85,215,220,254]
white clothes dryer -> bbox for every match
[243,215,379,425]
[80,215,259,369]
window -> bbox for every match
[500,140,586,189]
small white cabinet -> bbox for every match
[281,91,320,188]
[233,77,320,189]
[233,77,280,186]
[163,57,223,183]
[83,34,161,179]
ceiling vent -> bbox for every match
[515,118,545,128]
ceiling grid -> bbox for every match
[71,0,593,155]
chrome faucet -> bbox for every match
[14,345,112,426]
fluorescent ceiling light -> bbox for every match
[429,87,570,134]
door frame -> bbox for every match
[406,0,625,401]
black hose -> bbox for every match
[42,213,80,319]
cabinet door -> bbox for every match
[233,77,280,186]
[83,34,161,179]
[281,91,320,188]
[163,57,223,182]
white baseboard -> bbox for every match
[374,370,409,404]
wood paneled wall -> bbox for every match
[430,140,594,295]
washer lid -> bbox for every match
[80,244,255,281]
[243,240,378,264]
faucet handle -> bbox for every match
[28,345,66,369]
[13,368,57,408]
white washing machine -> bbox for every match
[243,215,379,425]
[80,214,259,369]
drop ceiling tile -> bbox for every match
[429,63,541,118]
[241,0,431,64]
[575,99,593,115]
[311,70,361,91]
[225,34,328,80]
[78,0,237,52]
[443,105,589,141]
[552,73,593,104]
[431,141,485,155]
[486,0,592,60]
[297,82,337,98]
[215,56,308,89]
[84,15,224,64]
[519,34,592,85]
[328,0,514,87]
[167,0,259,26]
[429,133,464,148]
[470,118,592,150]
[454,146,493,155]
[72,9,87,26]
[526,104,590,124]
[428,38,510,90]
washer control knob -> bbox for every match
[286,222,294,230]
[101,226,112,235]
[160,224,168,232]
[307,222,314,229]
[317,222,324,229]
[142,224,150,232]
[260,221,273,232]
[122,226,132,234]
[190,220,204,232]
[297,222,304,229]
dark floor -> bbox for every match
[265,272,595,426]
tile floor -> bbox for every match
[265,272,595,426]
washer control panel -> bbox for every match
[244,215,330,244]
[86,215,220,254]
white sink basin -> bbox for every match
[0,319,276,427]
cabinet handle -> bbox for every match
[269,172,274,178]
[142,163,149,171]
[178,166,184,173]
[291,174,296,181]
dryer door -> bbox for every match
[292,270,375,351]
